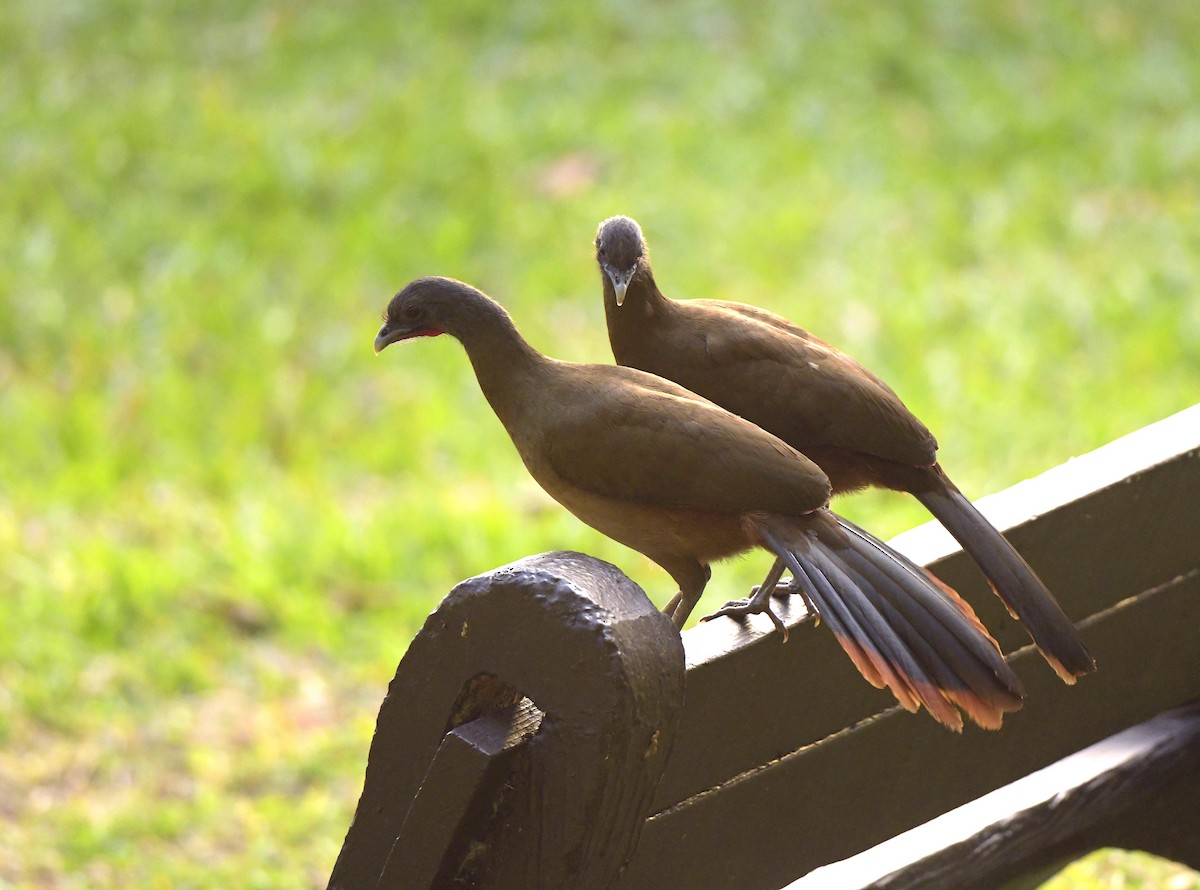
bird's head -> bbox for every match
[595,215,648,307]
[373,277,461,354]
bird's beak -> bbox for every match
[603,263,636,307]
[374,321,445,354]
[374,322,410,354]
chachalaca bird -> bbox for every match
[374,276,1025,730]
[594,215,1095,683]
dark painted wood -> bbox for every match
[614,404,1200,889]
[792,703,1200,888]
[327,551,685,890]
[618,571,1200,889]
[380,699,543,888]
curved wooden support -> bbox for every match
[327,551,686,890]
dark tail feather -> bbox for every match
[752,512,1025,731]
[912,467,1096,683]
[827,519,1024,724]
[796,547,964,729]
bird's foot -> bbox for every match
[754,577,804,599]
[702,595,789,642]
[748,577,816,617]
[787,582,818,622]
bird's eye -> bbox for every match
[403,304,422,321]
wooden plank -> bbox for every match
[792,703,1200,889]
[618,569,1200,889]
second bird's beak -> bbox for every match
[603,263,636,307]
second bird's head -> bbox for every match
[595,216,649,307]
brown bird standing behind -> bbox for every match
[594,215,1095,684]
[374,276,1025,730]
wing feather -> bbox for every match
[674,300,938,467]
[542,364,830,516]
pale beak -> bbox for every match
[374,320,444,353]
[374,323,397,354]
[374,321,414,354]
[603,263,636,307]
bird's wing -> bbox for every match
[679,300,938,466]
[541,364,830,516]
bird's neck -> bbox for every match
[603,267,673,357]
[453,297,547,422]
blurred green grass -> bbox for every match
[2,0,1198,886]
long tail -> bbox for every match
[748,511,1026,731]
[911,465,1096,683]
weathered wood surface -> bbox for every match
[328,552,686,890]
[378,698,544,888]
[793,703,1200,889]
[614,403,1200,889]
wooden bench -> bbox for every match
[328,404,1200,889]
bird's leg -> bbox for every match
[750,557,786,600]
[748,558,794,600]
[670,598,694,630]
[702,559,790,641]
[668,588,701,630]
[662,563,711,630]
[662,592,683,621]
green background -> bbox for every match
[2,0,1197,886]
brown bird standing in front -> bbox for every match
[594,215,1095,684]
[375,277,1025,730]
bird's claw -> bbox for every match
[702,597,789,642]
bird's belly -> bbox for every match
[538,474,751,564]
